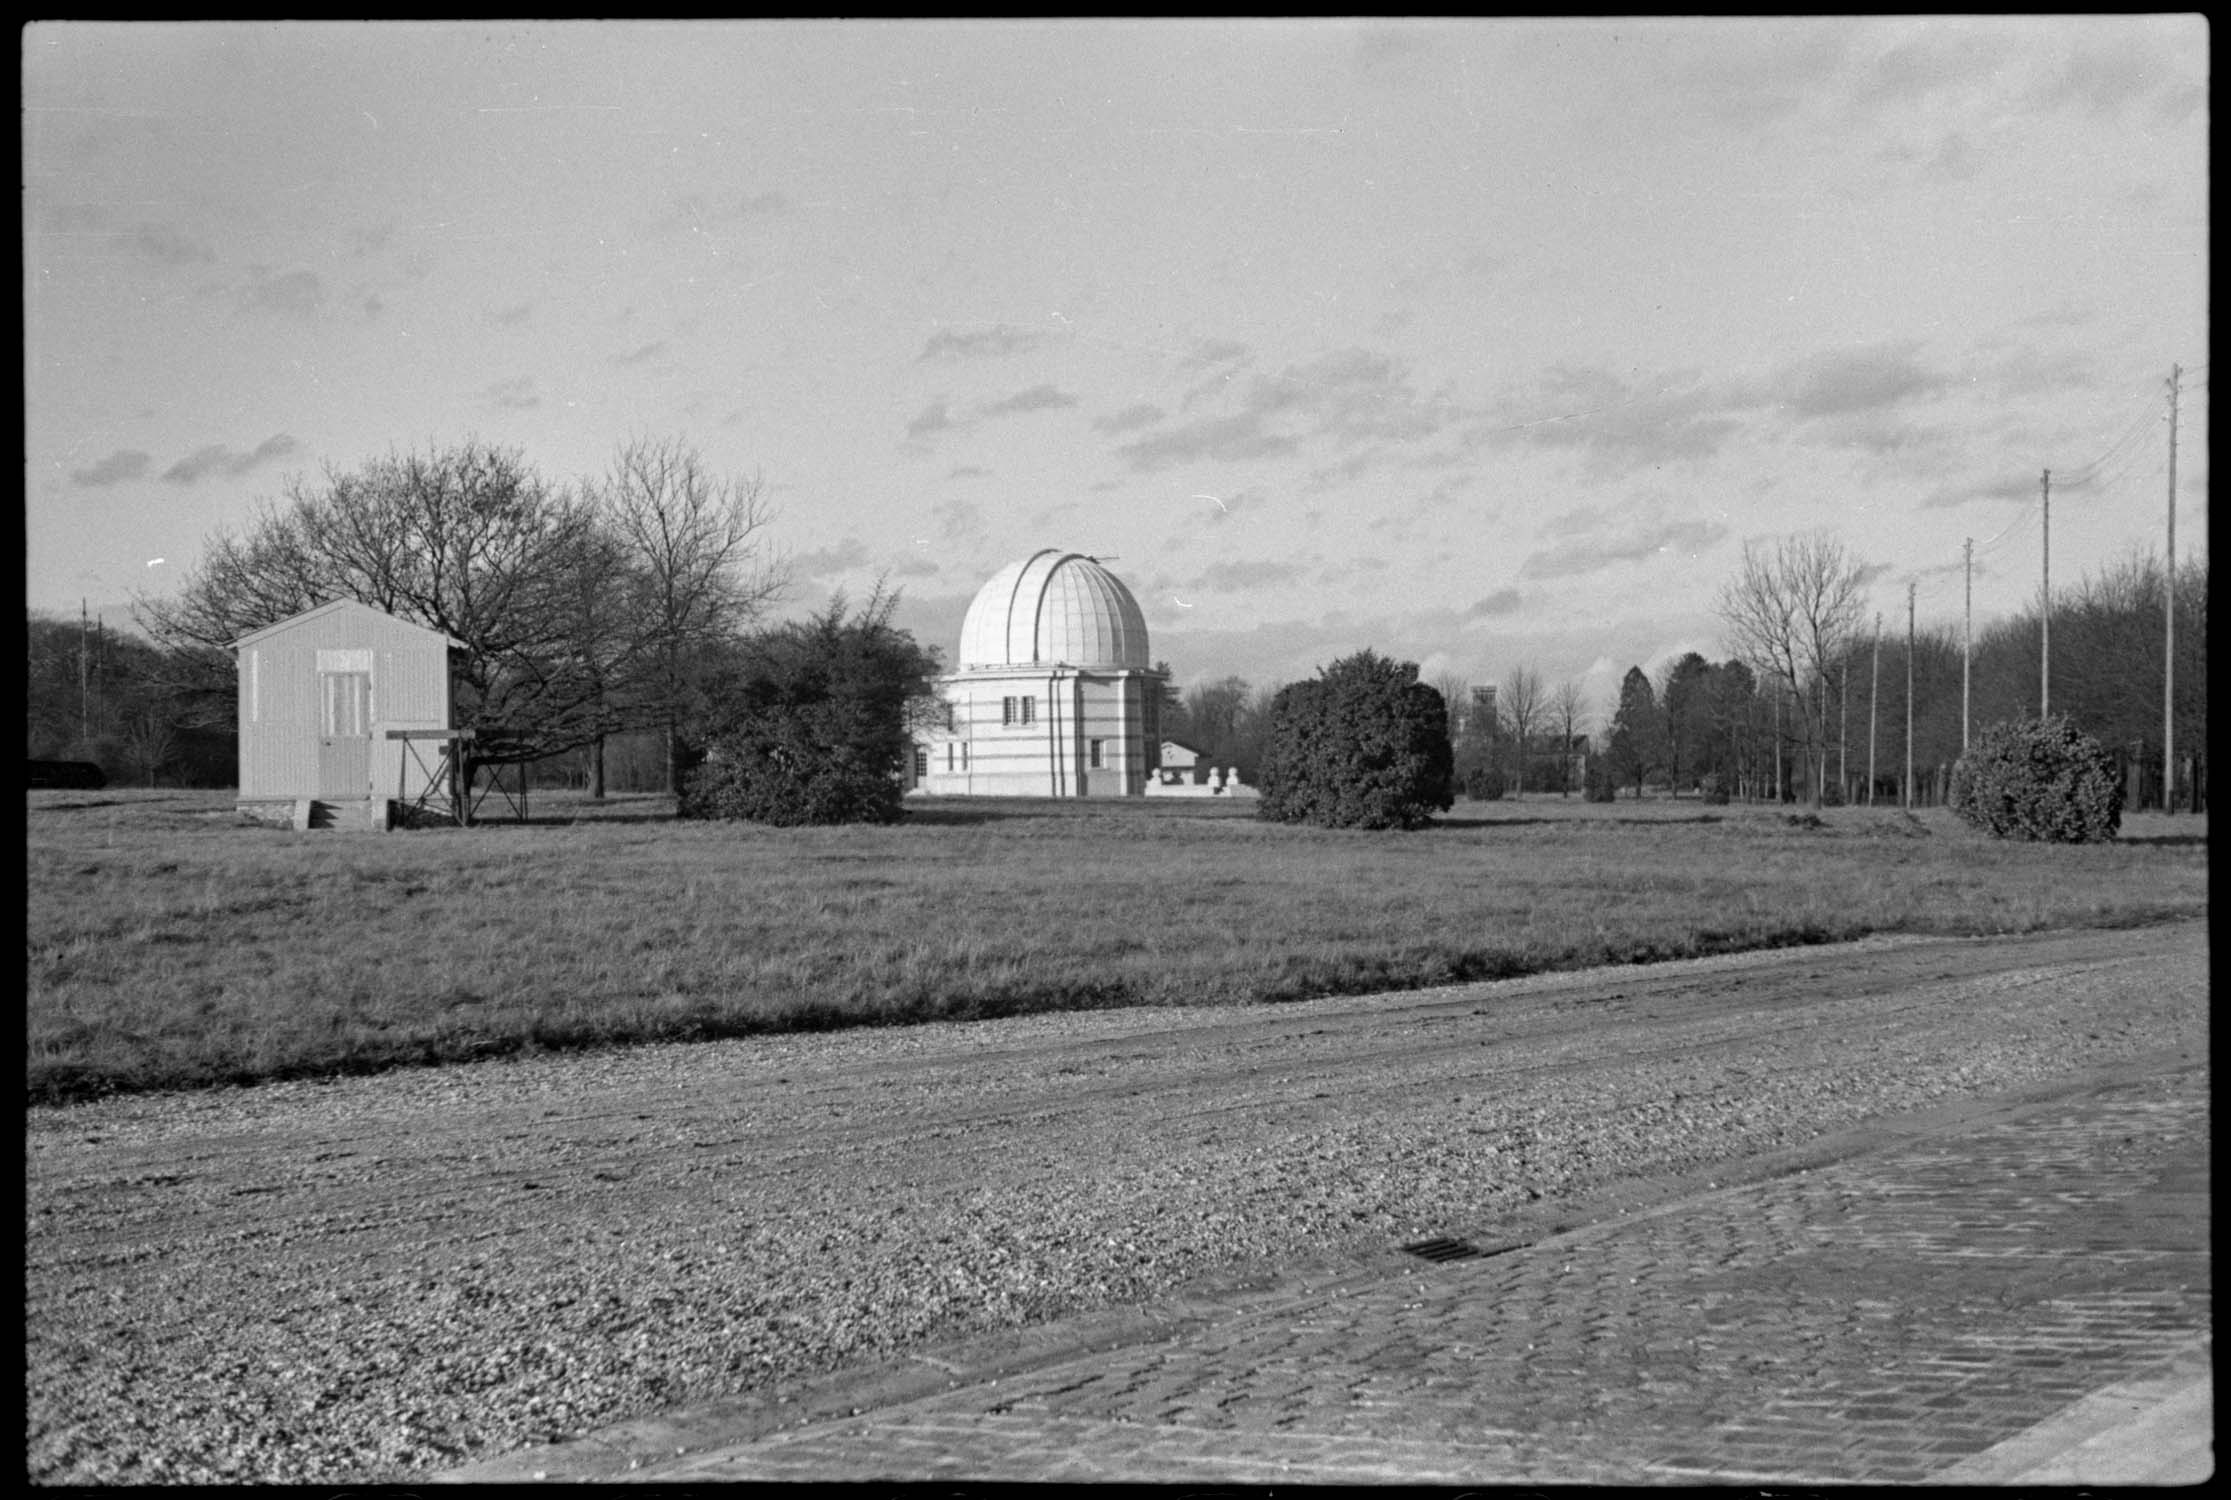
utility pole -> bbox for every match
[79,598,90,748]
[2039,468,2051,718]
[1962,537,1973,752]
[1838,656,1848,803]
[1867,613,1880,808]
[1904,583,1916,810]
[2165,364,2179,813]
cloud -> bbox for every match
[70,450,151,487]
[123,224,216,267]
[1465,588,1525,618]
[612,341,667,367]
[918,325,1048,361]
[1802,413,1947,457]
[906,400,955,439]
[792,539,871,578]
[2033,29,2189,119]
[490,302,533,326]
[1853,24,2010,107]
[1779,342,1945,418]
[889,555,941,578]
[1117,412,1301,471]
[1120,346,1455,473]
[1194,560,1303,592]
[659,190,791,240]
[1520,518,1730,581]
[160,434,300,485]
[979,383,1078,418]
[1920,475,2036,509]
[1093,402,1165,434]
[485,377,538,411]
[41,206,216,269]
[947,464,990,480]
[241,267,323,319]
[1480,366,1744,473]
[1668,21,1856,128]
[1180,338,1252,372]
[932,498,984,542]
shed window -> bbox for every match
[322,672,370,737]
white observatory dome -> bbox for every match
[957,551,1150,671]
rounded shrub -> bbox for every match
[1698,771,1730,806]
[1463,764,1506,801]
[1256,649,1453,830]
[1948,715,2123,843]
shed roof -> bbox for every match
[230,598,469,652]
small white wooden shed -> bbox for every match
[232,600,467,828]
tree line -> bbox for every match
[31,446,2205,820]
[1600,538,2207,811]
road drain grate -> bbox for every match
[1400,1235,1505,1264]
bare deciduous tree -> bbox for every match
[139,440,615,762]
[1499,664,1545,798]
[1430,670,1471,754]
[1549,677,1588,796]
[589,435,787,791]
[1714,532,1869,808]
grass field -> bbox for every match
[26,788,2208,1105]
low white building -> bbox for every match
[911,551,1165,797]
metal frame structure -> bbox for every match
[386,727,475,826]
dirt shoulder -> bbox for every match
[26,921,2210,1484]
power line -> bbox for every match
[2055,401,2161,490]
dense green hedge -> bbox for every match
[1948,715,2123,843]
[680,594,938,826]
[1256,649,1453,830]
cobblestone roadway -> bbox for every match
[454,1063,2209,1485]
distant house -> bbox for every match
[1157,739,1208,783]
[232,600,466,829]
[1557,734,1591,790]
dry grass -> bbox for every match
[25,788,2208,1104]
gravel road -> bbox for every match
[26,920,2208,1485]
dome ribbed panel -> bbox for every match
[955,551,1149,670]
[957,556,1034,669]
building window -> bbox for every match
[962,743,969,771]
[946,744,955,773]
[1088,738,1105,769]
[322,672,370,737]
[913,746,928,780]
[1002,695,1036,726]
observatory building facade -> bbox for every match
[912,550,1164,797]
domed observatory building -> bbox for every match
[913,551,1165,797]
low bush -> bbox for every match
[1583,758,1618,803]
[1698,771,1730,806]
[1949,715,2124,844]
[1463,765,1506,801]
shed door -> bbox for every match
[317,671,372,797]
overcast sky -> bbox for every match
[23,18,2209,709]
